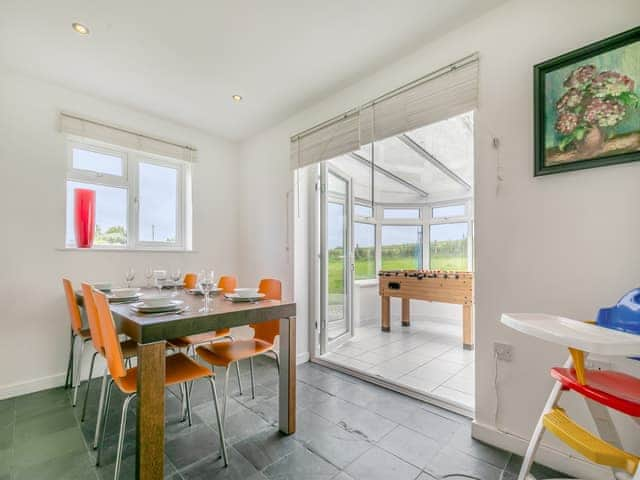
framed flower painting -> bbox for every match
[534,26,640,176]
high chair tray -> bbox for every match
[501,313,640,356]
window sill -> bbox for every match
[57,247,197,253]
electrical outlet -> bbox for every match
[494,342,513,362]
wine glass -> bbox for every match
[154,269,167,295]
[144,267,154,288]
[125,268,135,288]
[198,270,216,312]
[170,268,182,297]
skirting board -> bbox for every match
[0,351,311,401]
[471,421,612,480]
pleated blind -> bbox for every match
[60,113,197,162]
[290,53,479,170]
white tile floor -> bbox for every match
[321,316,475,410]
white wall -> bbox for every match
[238,1,640,478]
[0,70,242,398]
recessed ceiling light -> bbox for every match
[232,95,243,102]
[72,22,90,35]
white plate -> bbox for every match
[234,288,259,298]
[187,287,222,295]
[92,282,112,292]
[110,288,141,298]
[108,292,143,303]
[131,299,184,312]
[224,293,266,302]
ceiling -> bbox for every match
[0,0,504,141]
[328,111,474,203]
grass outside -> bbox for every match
[328,252,468,296]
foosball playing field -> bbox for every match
[378,270,474,349]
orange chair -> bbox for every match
[183,272,198,289]
[196,278,282,423]
[169,275,243,394]
[92,289,228,478]
[79,283,141,449]
[62,278,92,406]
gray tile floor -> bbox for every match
[0,357,568,480]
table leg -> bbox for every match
[463,304,473,350]
[136,341,165,480]
[401,298,410,327]
[381,295,390,332]
[279,317,296,434]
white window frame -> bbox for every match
[65,139,189,251]
[351,199,472,283]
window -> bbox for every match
[383,208,420,219]
[432,204,465,219]
[65,142,187,249]
[381,225,423,270]
[354,204,373,218]
[429,222,468,271]
[354,222,375,279]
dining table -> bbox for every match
[76,288,297,480]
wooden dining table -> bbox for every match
[76,289,297,480]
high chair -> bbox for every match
[92,289,228,479]
[62,278,92,406]
[502,289,640,480]
[169,275,243,394]
[196,278,282,424]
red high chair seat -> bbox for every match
[551,367,640,417]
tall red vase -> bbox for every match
[74,188,96,248]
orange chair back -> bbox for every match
[93,290,127,379]
[218,275,238,294]
[82,283,103,353]
[62,278,83,335]
[184,272,198,289]
[251,279,282,344]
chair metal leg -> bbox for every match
[249,358,256,400]
[96,380,114,467]
[184,382,193,427]
[93,368,108,449]
[72,339,87,407]
[80,351,98,422]
[114,394,135,480]
[273,350,280,375]
[222,365,231,427]
[65,331,76,389]
[235,361,243,395]
[179,383,187,422]
[208,377,228,467]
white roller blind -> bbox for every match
[290,53,478,170]
[60,113,197,162]
[290,111,361,170]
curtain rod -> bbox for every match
[61,112,197,152]
[290,52,479,142]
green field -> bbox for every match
[328,241,468,295]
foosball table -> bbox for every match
[378,270,474,349]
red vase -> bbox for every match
[74,188,96,248]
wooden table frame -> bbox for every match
[78,290,296,480]
[378,271,473,349]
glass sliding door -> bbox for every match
[319,165,353,354]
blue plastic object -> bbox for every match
[596,288,640,335]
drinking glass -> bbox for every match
[125,268,135,288]
[170,268,182,297]
[144,267,154,288]
[198,270,216,312]
[154,269,167,295]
